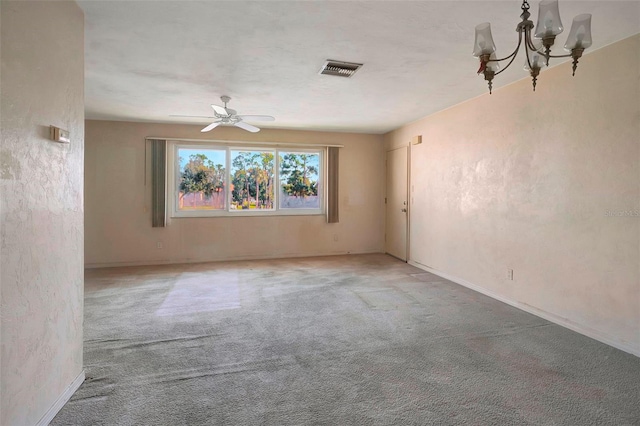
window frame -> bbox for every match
[167,141,325,218]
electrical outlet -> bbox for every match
[333,234,339,242]
[507,269,514,280]
[156,242,163,249]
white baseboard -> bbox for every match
[85,249,384,269]
[37,370,85,426]
[408,260,640,358]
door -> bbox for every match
[385,146,408,261]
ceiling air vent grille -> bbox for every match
[319,60,363,78]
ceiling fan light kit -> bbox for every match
[473,0,592,94]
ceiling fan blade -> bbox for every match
[236,115,275,122]
[234,121,260,133]
[170,114,216,119]
[211,104,228,116]
[201,121,222,132]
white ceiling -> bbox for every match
[79,1,640,134]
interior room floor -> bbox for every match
[52,254,640,425]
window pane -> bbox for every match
[230,150,275,210]
[177,148,226,211]
[279,152,320,209]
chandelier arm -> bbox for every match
[494,32,524,76]
[488,32,523,63]
[488,49,518,63]
[547,53,574,59]
[524,29,542,53]
[526,44,546,56]
[525,38,537,52]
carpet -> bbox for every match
[52,254,640,425]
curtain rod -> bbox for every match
[145,137,344,148]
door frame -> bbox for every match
[385,144,411,262]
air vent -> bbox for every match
[319,60,363,78]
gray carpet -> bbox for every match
[52,254,640,425]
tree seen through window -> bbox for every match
[178,149,226,210]
[230,150,275,210]
[279,152,320,209]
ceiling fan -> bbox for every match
[171,96,275,133]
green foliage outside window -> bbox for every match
[279,153,319,198]
[231,151,275,209]
[179,153,225,199]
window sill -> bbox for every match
[170,210,324,219]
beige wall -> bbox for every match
[1,1,85,424]
[385,35,640,355]
[85,121,385,266]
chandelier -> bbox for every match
[473,0,592,94]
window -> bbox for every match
[230,149,275,210]
[169,143,324,217]
[177,148,226,212]
[279,151,321,210]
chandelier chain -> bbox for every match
[520,0,531,21]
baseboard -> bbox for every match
[85,249,384,269]
[36,370,85,426]
[408,260,640,358]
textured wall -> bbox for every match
[0,1,84,424]
[84,121,385,266]
[385,34,640,355]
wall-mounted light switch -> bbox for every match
[50,125,70,143]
